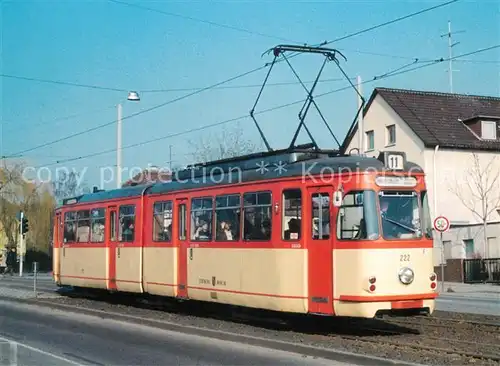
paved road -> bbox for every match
[436,294,499,316]
[0,299,351,366]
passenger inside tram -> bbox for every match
[193,219,210,240]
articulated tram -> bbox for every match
[52,149,437,318]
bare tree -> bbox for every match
[24,189,55,252]
[51,171,88,202]
[188,124,262,163]
[0,161,25,200]
[448,153,500,258]
[0,161,42,247]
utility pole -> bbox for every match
[19,211,24,277]
[441,20,465,93]
[169,145,172,172]
[117,103,122,189]
[357,76,364,154]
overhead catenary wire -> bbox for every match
[4,0,461,158]
[2,105,118,132]
[0,74,129,93]
[141,78,350,93]
[4,65,268,158]
[282,0,460,62]
[323,0,460,46]
[107,0,302,44]
[2,78,349,132]
[29,44,500,170]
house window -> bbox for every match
[386,125,396,145]
[464,239,474,258]
[365,130,374,150]
[481,121,497,140]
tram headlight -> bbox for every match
[398,267,414,285]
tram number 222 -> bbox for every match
[400,254,410,261]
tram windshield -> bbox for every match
[379,191,422,239]
[336,189,433,241]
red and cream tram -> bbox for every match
[52,149,437,318]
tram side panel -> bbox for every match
[186,246,307,313]
[239,247,308,313]
[58,208,107,289]
[60,245,108,289]
[187,246,242,304]
[143,246,177,297]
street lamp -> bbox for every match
[117,91,140,188]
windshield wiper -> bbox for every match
[382,215,419,233]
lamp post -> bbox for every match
[117,91,140,188]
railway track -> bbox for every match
[328,333,500,363]
[384,315,500,329]
[44,287,500,365]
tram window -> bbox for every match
[282,189,301,240]
[380,190,422,240]
[110,211,117,241]
[215,194,240,241]
[90,208,105,243]
[76,210,90,243]
[243,191,272,241]
[312,193,330,240]
[420,191,433,239]
[153,201,173,242]
[191,197,213,241]
[336,191,379,240]
[63,211,77,243]
[178,204,187,240]
[119,205,135,242]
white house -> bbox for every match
[343,87,500,264]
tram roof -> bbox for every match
[59,154,423,207]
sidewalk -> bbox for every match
[437,281,500,301]
[0,279,59,300]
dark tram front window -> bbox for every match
[379,191,422,240]
[420,191,433,239]
[336,191,379,240]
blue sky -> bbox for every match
[1,0,499,190]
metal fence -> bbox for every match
[463,258,500,284]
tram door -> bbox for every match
[107,206,118,291]
[53,212,62,283]
[307,187,334,314]
[176,198,189,298]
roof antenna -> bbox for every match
[440,20,465,93]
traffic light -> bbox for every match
[21,217,29,234]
